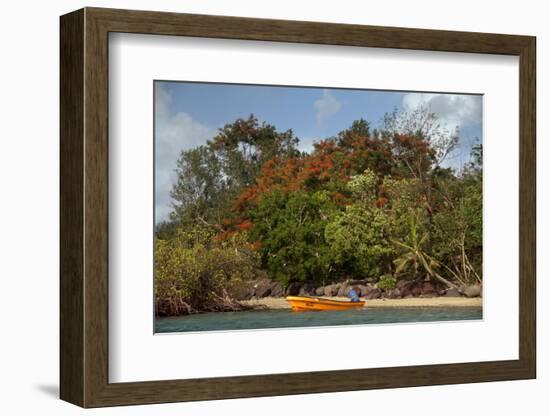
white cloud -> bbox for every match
[314,90,342,123]
[297,136,317,154]
[155,84,217,223]
[402,93,482,132]
[401,93,483,169]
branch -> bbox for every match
[196,215,226,233]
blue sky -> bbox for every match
[157,81,406,152]
[155,81,482,223]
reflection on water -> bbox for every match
[155,307,482,333]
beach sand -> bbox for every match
[242,296,482,310]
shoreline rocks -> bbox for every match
[461,284,482,298]
[238,278,482,300]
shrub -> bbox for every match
[155,227,259,315]
[378,275,396,291]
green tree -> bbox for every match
[325,204,393,279]
[170,145,229,229]
[170,115,300,229]
[325,170,394,278]
[249,190,337,286]
[381,104,459,168]
[210,114,300,188]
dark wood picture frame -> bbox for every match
[60,7,536,408]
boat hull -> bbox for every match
[286,296,365,312]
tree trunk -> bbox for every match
[432,271,459,289]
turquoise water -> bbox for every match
[155,307,482,333]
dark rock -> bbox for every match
[365,288,382,299]
[422,281,436,295]
[462,284,482,298]
[285,282,302,296]
[361,284,374,296]
[253,279,272,298]
[229,284,253,301]
[356,285,368,297]
[445,287,462,297]
[299,283,316,296]
[324,284,339,297]
[270,282,284,297]
[434,282,447,295]
[410,281,423,297]
[337,284,347,297]
[396,280,415,298]
[399,285,412,298]
[396,279,408,290]
[384,288,401,299]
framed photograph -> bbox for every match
[60,7,536,408]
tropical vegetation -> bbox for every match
[155,109,482,315]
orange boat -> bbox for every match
[286,296,365,312]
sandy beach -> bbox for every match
[242,296,482,310]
